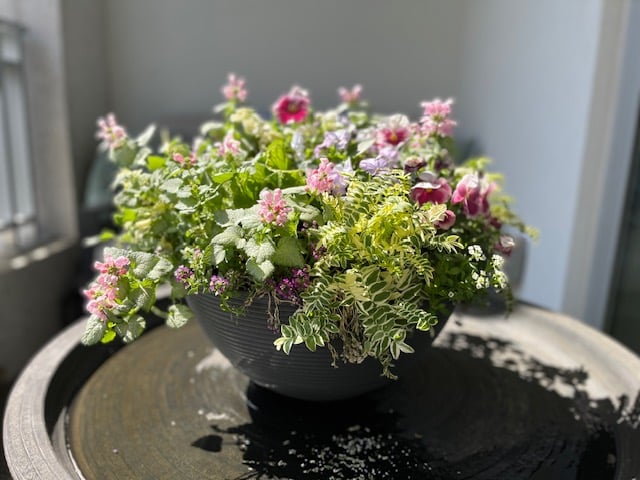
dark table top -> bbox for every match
[4,304,640,479]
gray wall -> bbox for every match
[104,0,467,131]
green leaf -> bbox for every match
[162,178,183,194]
[100,329,116,343]
[212,172,234,184]
[304,335,317,352]
[81,315,107,345]
[213,244,226,265]
[133,146,152,167]
[115,315,146,343]
[166,304,194,329]
[265,139,293,170]
[244,238,275,264]
[212,225,244,247]
[147,155,166,171]
[272,236,305,267]
[131,279,156,310]
[246,258,274,281]
[127,252,173,280]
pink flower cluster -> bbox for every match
[215,131,241,157]
[420,98,457,137]
[272,86,310,124]
[338,84,362,105]
[221,73,248,103]
[83,255,130,321]
[258,188,291,226]
[96,113,127,150]
[172,152,197,167]
[306,158,347,195]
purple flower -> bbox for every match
[174,265,194,286]
[275,268,310,305]
[314,129,351,157]
[209,275,230,295]
[359,147,399,175]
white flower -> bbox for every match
[491,254,505,269]
[468,245,485,261]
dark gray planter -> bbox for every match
[186,293,450,401]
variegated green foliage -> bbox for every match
[275,172,464,376]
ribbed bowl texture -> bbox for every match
[187,293,450,401]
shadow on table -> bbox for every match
[194,332,640,480]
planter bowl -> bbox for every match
[186,293,450,401]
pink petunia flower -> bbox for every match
[410,172,452,205]
[258,188,291,226]
[452,173,496,218]
[221,73,248,102]
[272,86,310,124]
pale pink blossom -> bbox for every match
[258,188,291,226]
[420,98,457,137]
[94,255,130,276]
[96,113,127,150]
[452,173,496,218]
[272,86,310,124]
[216,131,241,156]
[306,158,347,195]
[221,73,248,102]
[338,84,362,105]
[172,152,197,166]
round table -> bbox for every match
[3,304,640,479]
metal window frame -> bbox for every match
[0,17,38,256]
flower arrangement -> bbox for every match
[82,74,533,376]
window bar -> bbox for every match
[0,19,37,255]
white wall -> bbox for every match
[104,0,467,131]
[454,0,605,315]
